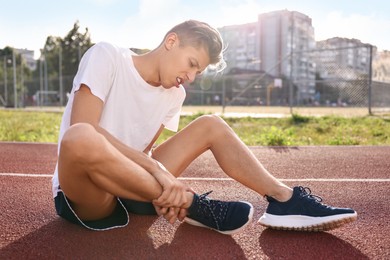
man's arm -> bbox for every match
[143,125,165,156]
[71,84,190,212]
[71,84,160,173]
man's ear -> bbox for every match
[164,32,179,50]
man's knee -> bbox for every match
[60,123,100,161]
[197,114,225,125]
[196,115,231,134]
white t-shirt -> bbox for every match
[52,42,186,197]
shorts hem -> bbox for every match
[55,190,129,231]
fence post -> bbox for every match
[3,56,8,106]
[12,50,17,108]
[289,12,294,114]
[368,44,373,115]
[59,47,63,106]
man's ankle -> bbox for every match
[267,186,293,202]
[185,192,196,209]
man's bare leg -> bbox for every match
[153,115,357,232]
[152,115,293,202]
[58,123,193,221]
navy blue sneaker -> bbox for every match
[258,186,357,231]
[184,191,254,235]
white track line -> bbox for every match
[180,177,390,182]
[0,173,53,177]
[0,173,389,182]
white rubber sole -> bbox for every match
[258,212,357,231]
[184,201,254,235]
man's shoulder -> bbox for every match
[89,42,130,63]
[93,41,120,53]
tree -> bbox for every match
[0,47,31,107]
[32,21,93,103]
[61,20,93,80]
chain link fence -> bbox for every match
[371,81,390,114]
[1,45,389,116]
[184,45,390,116]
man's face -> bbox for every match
[160,40,210,89]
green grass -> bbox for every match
[158,113,390,146]
[1,110,389,146]
[0,110,61,142]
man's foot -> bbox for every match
[258,186,357,231]
[184,191,254,235]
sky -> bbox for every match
[1,0,389,59]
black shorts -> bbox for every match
[54,190,157,231]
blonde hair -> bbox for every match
[164,20,226,72]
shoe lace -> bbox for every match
[197,191,229,230]
[298,186,325,205]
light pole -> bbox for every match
[39,54,44,106]
[3,56,8,106]
[78,42,82,62]
[12,49,17,108]
[59,46,63,106]
[43,49,48,105]
[20,55,24,107]
[289,12,295,114]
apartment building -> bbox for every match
[219,10,316,103]
[15,48,37,71]
[372,50,390,83]
[219,22,259,71]
[316,37,374,80]
[261,10,316,102]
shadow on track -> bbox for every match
[259,228,369,259]
[1,215,246,259]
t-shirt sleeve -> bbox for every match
[72,42,116,102]
[163,87,186,132]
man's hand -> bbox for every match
[151,161,190,208]
[151,161,193,224]
[154,206,187,224]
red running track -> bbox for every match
[0,142,389,259]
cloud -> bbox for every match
[213,0,264,27]
[110,0,195,49]
[104,0,266,49]
[82,0,121,6]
